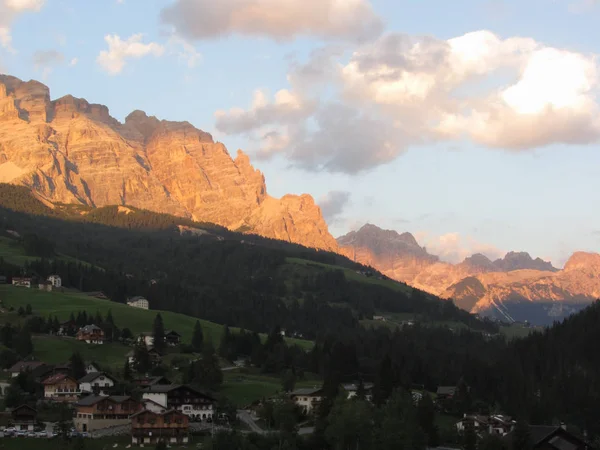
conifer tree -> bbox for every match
[192,320,204,353]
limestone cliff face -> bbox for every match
[338,224,600,319]
[0,75,337,251]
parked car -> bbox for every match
[36,431,48,438]
[16,430,26,437]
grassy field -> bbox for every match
[500,323,540,339]
[0,236,40,266]
[0,435,205,450]
[0,285,312,349]
[222,370,321,407]
[285,257,412,294]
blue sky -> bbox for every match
[0,0,599,266]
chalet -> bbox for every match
[411,390,424,404]
[79,372,117,396]
[141,385,216,422]
[127,296,149,310]
[436,386,457,400]
[11,277,32,288]
[290,387,323,414]
[488,415,516,436]
[127,348,162,367]
[7,360,46,378]
[505,425,593,450]
[47,275,61,288]
[42,373,80,402]
[131,409,189,446]
[76,324,105,344]
[165,330,181,346]
[74,395,143,432]
[10,405,37,431]
[342,382,374,401]
[134,376,172,388]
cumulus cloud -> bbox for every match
[421,232,504,264]
[97,34,164,75]
[319,191,351,222]
[167,36,202,68]
[215,29,600,174]
[0,0,44,51]
[160,0,383,42]
[32,49,64,77]
[215,89,315,135]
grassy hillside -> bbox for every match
[0,286,312,350]
[285,257,412,294]
[0,236,40,266]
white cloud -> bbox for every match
[0,0,45,51]
[97,34,164,75]
[215,29,600,174]
[167,37,202,68]
[69,57,78,66]
[215,89,314,135]
[160,0,383,42]
[421,232,504,264]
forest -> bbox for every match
[1,184,600,443]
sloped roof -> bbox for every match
[78,372,117,383]
[436,386,457,395]
[75,395,134,406]
[8,360,44,372]
[79,324,102,333]
[42,373,76,385]
[290,388,323,396]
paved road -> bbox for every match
[237,410,266,434]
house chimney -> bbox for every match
[560,422,567,431]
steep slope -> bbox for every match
[0,75,337,251]
[338,224,600,324]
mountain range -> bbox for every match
[338,224,600,324]
[1,74,598,324]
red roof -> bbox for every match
[42,373,76,385]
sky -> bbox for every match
[0,0,599,267]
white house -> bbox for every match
[127,296,149,310]
[290,388,323,414]
[141,385,216,422]
[47,275,62,288]
[11,277,31,288]
[78,372,117,396]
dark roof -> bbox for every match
[142,384,216,400]
[165,330,181,336]
[75,395,134,407]
[128,296,147,302]
[42,373,76,385]
[505,426,591,449]
[135,376,172,386]
[290,388,323,396]
[79,324,102,333]
[8,361,44,372]
[11,405,37,414]
[78,372,117,383]
[436,386,457,395]
[131,408,182,418]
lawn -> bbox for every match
[0,285,313,350]
[221,371,321,407]
[500,323,539,339]
[285,257,412,294]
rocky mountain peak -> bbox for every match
[460,253,496,271]
[564,252,600,274]
[493,251,557,272]
[0,74,336,251]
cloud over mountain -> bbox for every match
[214,30,600,174]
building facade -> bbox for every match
[76,325,105,344]
[79,372,117,396]
[74,395,143,432]
[141,385,215,422]
[127,296,149,310]
[42,373,80,402]
[11,277,31,288]
[47,275,61,288]
[131,410,189,446]
[290,388,323,414]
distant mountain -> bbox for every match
[0,75,337,251]
[338,224,599,325]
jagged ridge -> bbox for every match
[0,75,337,251]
